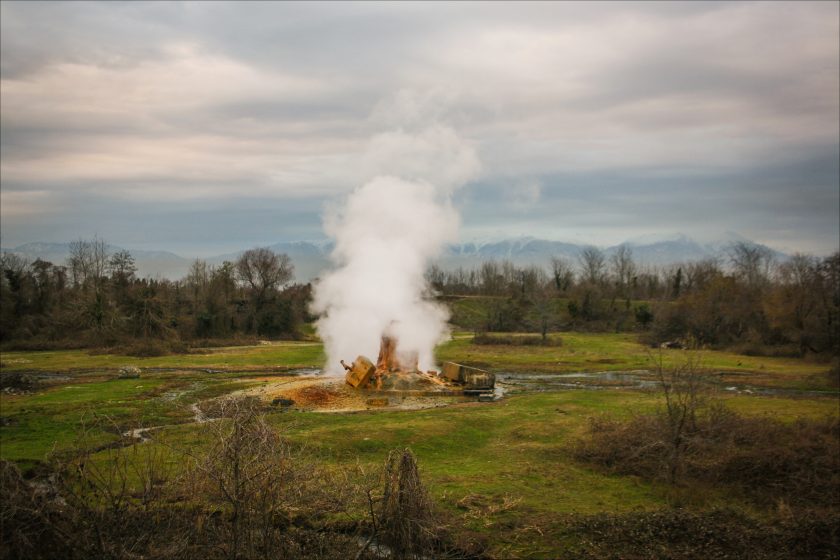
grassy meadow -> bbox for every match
[1,332,837,558]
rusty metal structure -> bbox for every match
[342,335,495,397]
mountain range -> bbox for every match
[2,234,789,282]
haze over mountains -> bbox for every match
[3,233,795,283]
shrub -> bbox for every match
[120,338,188,357]
[575,403,840,508]
[0,401,370,559]
[472,333,563,346]
[562,508,840,560]
[377,448,437,558]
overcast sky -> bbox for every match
[1,1,838,256]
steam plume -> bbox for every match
[311,123,479,374]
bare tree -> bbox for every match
[578,246,606,286]
[518,265,547,297]
[683,258,721,292]
[610,244,636,298]
[67,236,108,289]
[235,248,293,303]
[654,350,706,484]
[184,398,300,560]
[728,241,774,289]
[186,259,210,301]
[424,264,445,293]
[550,256,574,294]
[67,239,91,287]
[0,252,29,278]
[479,260,503,295]
[108,250,136,287]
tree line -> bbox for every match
[2,238,837,359]
[0,238,312,353]
[428,242,839,358]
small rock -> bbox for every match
[118,366,141,379]
[271,397,295,407]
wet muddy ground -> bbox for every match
[232,367,838,413]
[234,373,473,412]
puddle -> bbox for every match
[496,370,659,393]
[720,385,837,398]
[495,370,838,398]
[287,368,323,376]
[123,399,215,443]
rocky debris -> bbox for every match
[440,362,495,391]
[343,335,495,395]
[0,372,38,393]
[118,366,141,379]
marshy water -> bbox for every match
[494,369,837,398]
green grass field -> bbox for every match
[2,331,830,384]
[1,332,837,557]
[0,342,324,372]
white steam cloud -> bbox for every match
[311,122,479,375]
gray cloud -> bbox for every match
[1,1,837,256]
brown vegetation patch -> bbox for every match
[472,333,563,346]
[557,508,840,560]
[574,403,840,508]
[285,385,344,407]
[0,404,476,560]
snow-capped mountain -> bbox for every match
[2,234,792,281]
[1,242,191,279]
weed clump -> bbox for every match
[0,400,368,559]
[378,448,437,558]
[575,404,840,509]
[560,508,840,560]
[472,333,562,346]
[0,372,39,393]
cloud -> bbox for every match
[1,1,837,255]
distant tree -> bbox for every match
[186,259,210,302]
[517,265,547,298]
[236,248,294,335]
[108,250,137,288]
[635,303,654,329]
[550,256,574,294]
[684,259,721,293]
[212,261,238,303]
[1,253,32,334]
[479,260,504,295]
[610,244,636,300]
[127,280,172,340]
[425,264,445,293]
[671,266,683,298]
[728,242,774,289]
[768,254,820,355]
[30,259,57,314]
[236,248,293,303]
[67,236,108,289]
[578,246,606,286]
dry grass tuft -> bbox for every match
[575,402,840,508]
